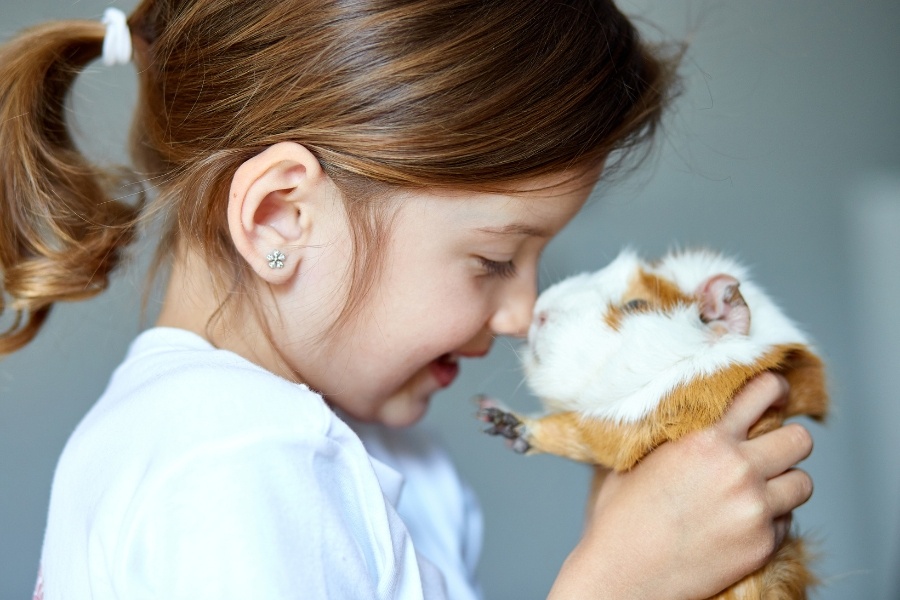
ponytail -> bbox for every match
[0,20,142,355]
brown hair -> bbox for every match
[0,0,680,355]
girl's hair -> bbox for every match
[0,0,680,355]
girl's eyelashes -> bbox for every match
[478,257,518,279]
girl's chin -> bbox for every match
[373,368,442,427]
[331,363,450,427]
[372,392,430,428]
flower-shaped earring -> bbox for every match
[266,250,286,269]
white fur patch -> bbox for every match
[524,249,812,423]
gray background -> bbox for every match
[1,1,898,598]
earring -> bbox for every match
[266,250,286,269]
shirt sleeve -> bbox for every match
[116,433,441,600]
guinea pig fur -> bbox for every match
[478,248,828,600]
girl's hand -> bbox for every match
[548,372,814,600]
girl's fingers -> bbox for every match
[746,422,814,479]
[766,469,814,517]
[720,372,790,438]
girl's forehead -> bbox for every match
[389,179,593,235]
[387,164,600,222]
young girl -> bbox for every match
[1,1,815,598]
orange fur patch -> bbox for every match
[605,269,694,331]
[633,269,693,311]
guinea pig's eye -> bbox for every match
[622,299,650,313]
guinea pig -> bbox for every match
[477,248,828,599]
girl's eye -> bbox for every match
[478,257,518,279]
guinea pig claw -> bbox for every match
[479,406,525,440]
[474,395,531,451]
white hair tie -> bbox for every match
[101,7,132,66]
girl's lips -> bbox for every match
[430,353,460,387]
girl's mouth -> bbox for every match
[430,353,460,387]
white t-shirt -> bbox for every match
[36,328,482,599]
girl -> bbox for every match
[0,1,815,598]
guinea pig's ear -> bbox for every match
[697,274,751,335]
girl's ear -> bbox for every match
[227,142,327,284]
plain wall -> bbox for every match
[1,1,898,598]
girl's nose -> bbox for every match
[489,280,537,338]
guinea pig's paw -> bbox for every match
[486,411,530,453]
[475,397,529,450]
[478,406,522,437]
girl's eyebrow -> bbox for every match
[476,223,551,238]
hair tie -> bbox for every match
[101,7,132,66]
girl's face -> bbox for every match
[276,170,598,427]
